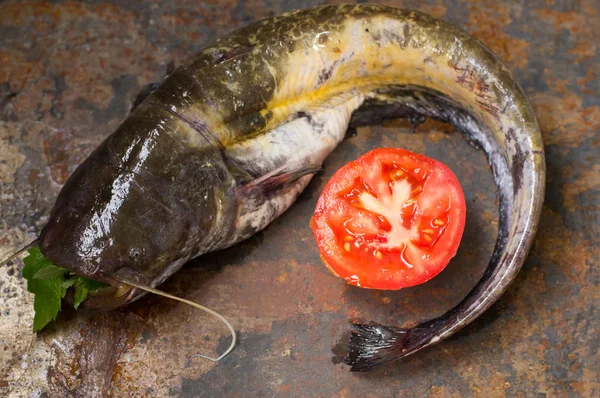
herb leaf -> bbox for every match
[73,280,88,309]
[62,277,78,289]
[32,265,68,280]
[22,246,108,331]
[73,277,109,309]
[22,246,66,332]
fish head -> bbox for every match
[39,113,221,306]
[39,156,190,285]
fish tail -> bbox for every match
[344,323,436,372]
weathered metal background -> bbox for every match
[0,0,598,396]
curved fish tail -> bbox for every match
[344,323,436,372]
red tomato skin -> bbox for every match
[312,148,466,290]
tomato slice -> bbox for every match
[311,148,466,290]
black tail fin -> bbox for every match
[344,323,436,372]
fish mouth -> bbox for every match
[76,284,140,311]
[77,267,149,311]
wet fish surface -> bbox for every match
[34,4,545,370]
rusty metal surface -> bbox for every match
[0,0,597,396]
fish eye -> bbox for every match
[128,247,144,262]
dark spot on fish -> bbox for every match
[370,31,382,46]
[477,79,490,93]
[365,28,369,32]
[333,47,341,53]
[403,23,410,43]
[476,99,502,122]
[263,110,273,122]
[507,128,525,195]
[214,45,255,66]
[319,65,334,84]
[295,111,312,122]
[317,32,329,45]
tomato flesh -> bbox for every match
[311,148,466,290]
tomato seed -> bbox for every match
[374,250,383,259]
[344,242,351,251]
[422,228,435,235]
[389,169,405,180]
[433,218,445,226]
[344,235,353,241]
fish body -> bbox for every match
[37,5,545,370]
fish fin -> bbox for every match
[130,60,177,112]
[240,163,321,194]
[344,323,435,372]
[130,82,160,112]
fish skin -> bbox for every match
[37,4,545,368]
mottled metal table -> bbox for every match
[0,0,598,397]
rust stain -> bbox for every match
[415,118,454,143]
[562,164,600,210]
[0,1,138,28]
[465,3,529,70]
[0,51,44,96]
[532,86,600,148]
[42,129,81,185]
[568,40,597,63]
[0,122,26,184]
[88,84,115,110]
[576,65,597,96]
[533,7,597,36]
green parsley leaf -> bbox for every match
[62,277,78,289]
[73,277,108,309]
[22,246,67,332]
[79,277,108,292]
[73,280,88,310]
[21,246,109,331]
[32,265,68,280]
